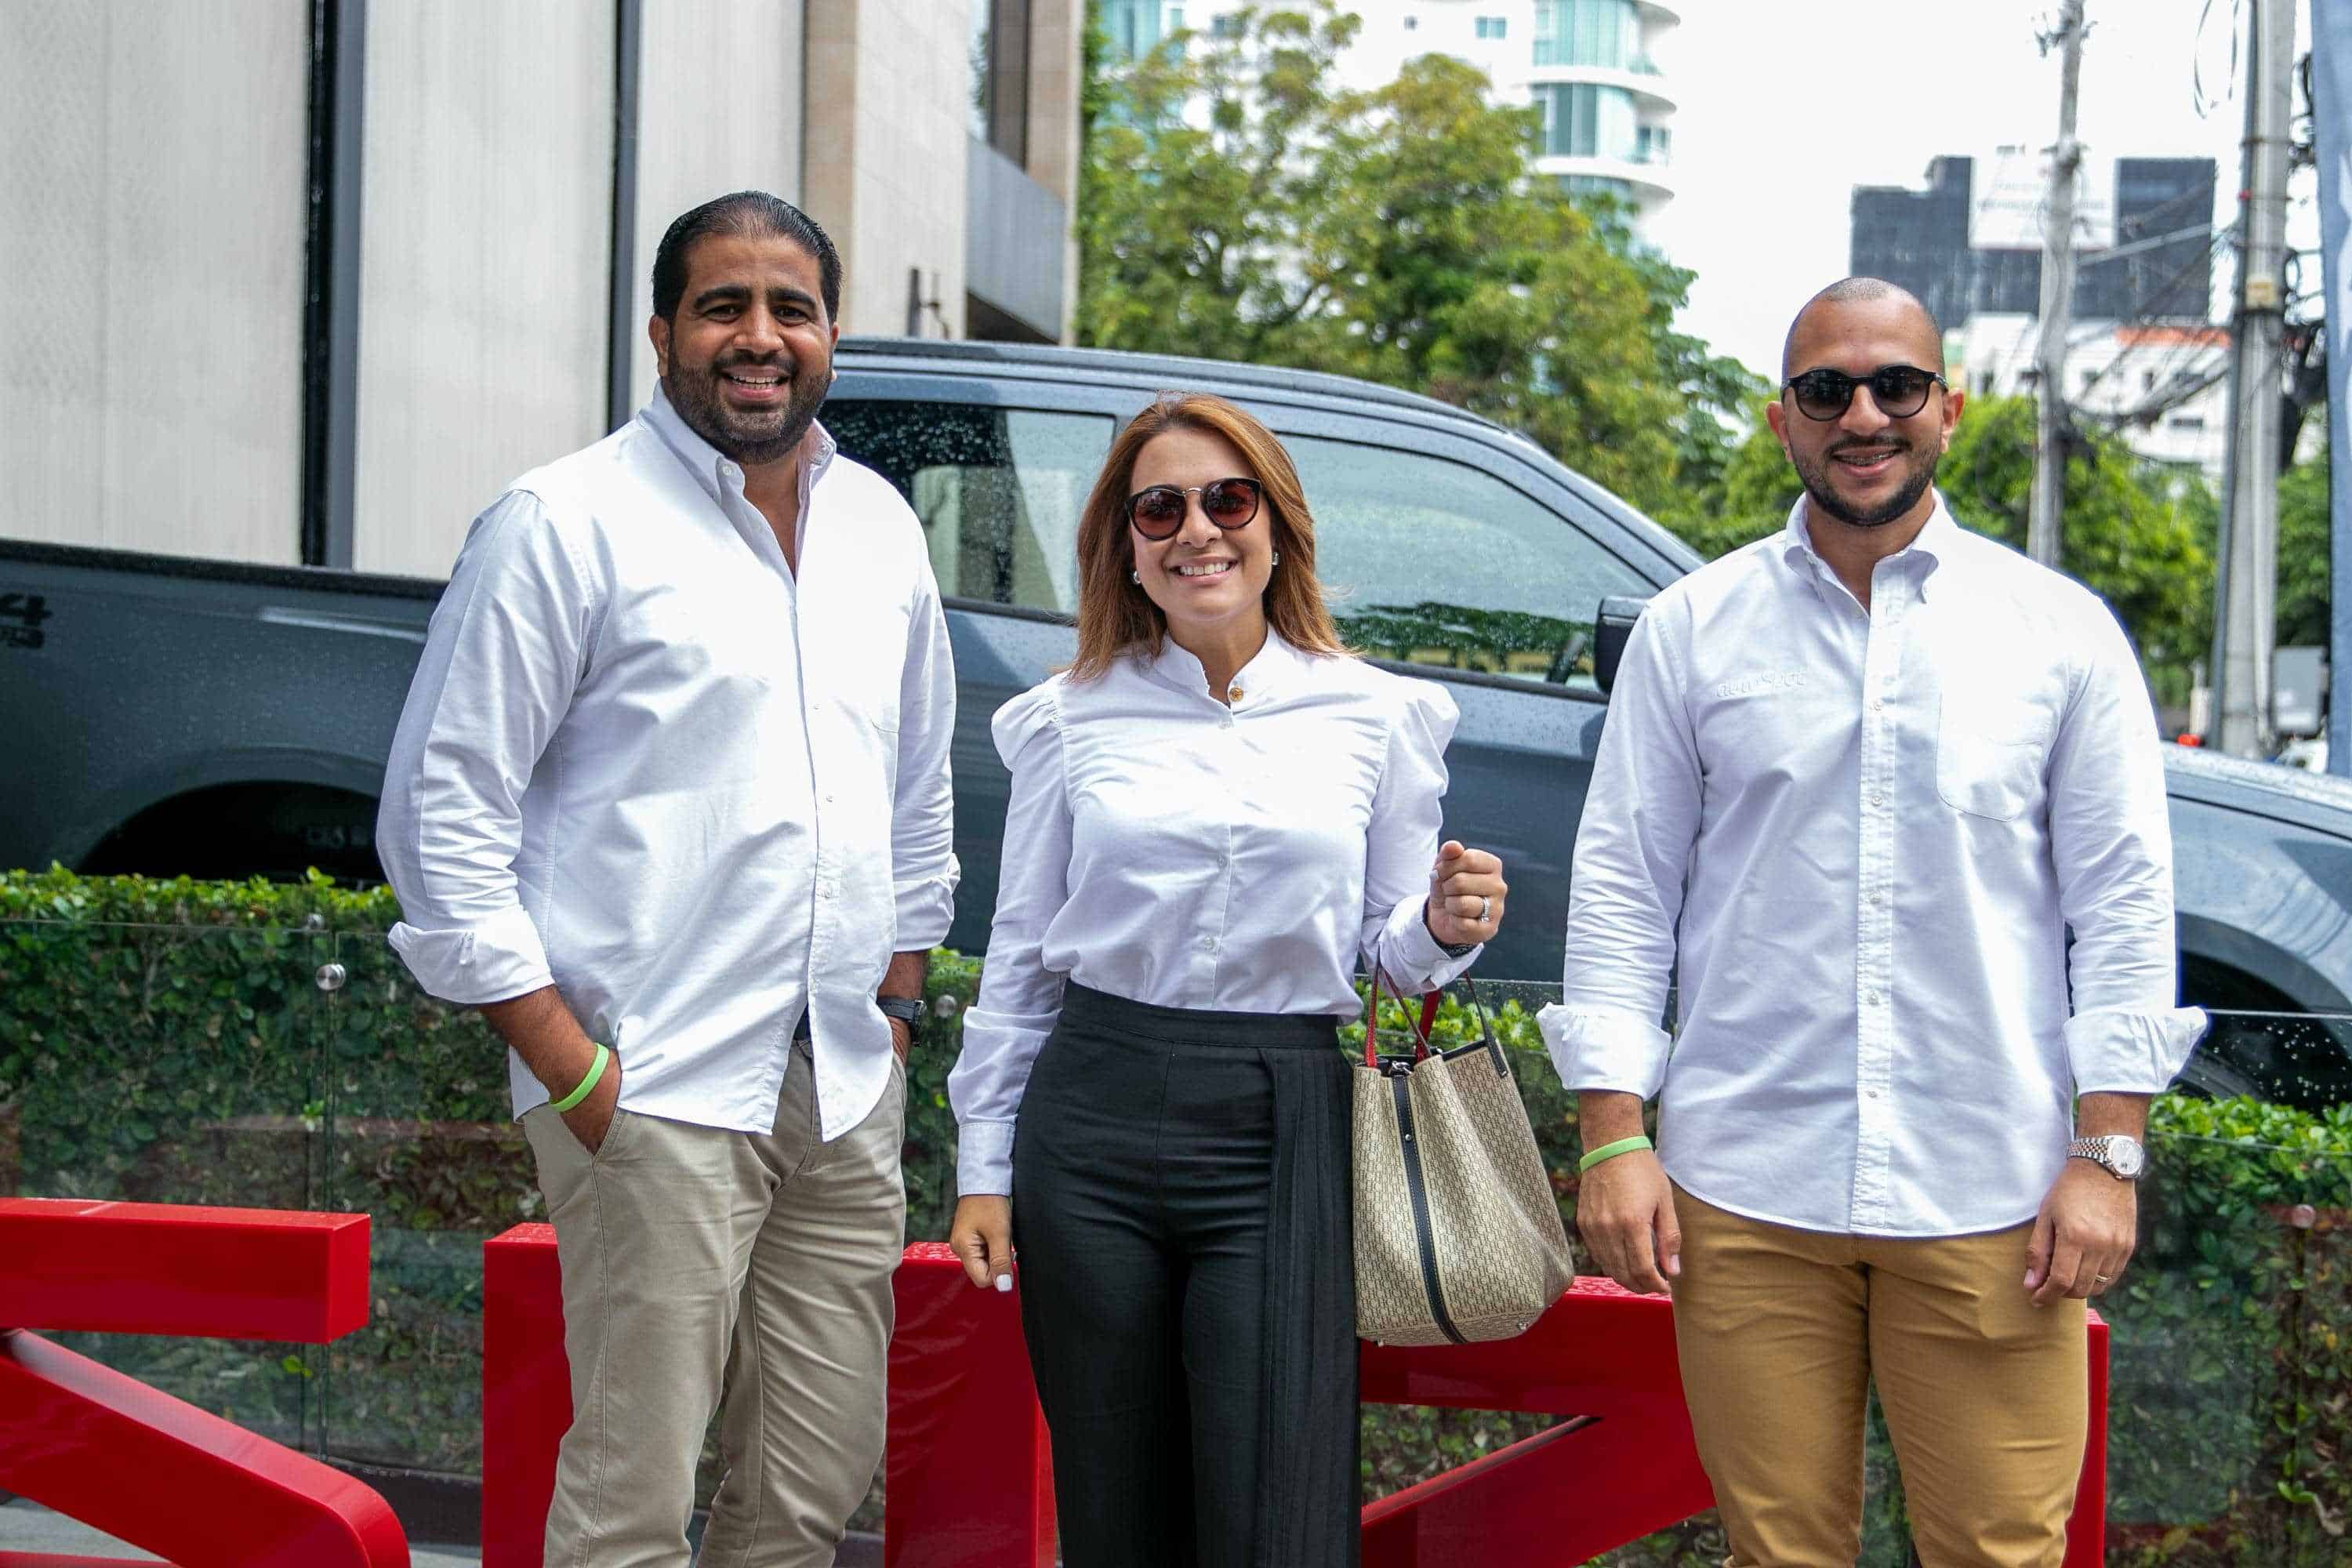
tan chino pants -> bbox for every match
[1668,1185,2088,1568]
[521,1043,906,1568]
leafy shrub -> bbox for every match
[3,869,2347,1563]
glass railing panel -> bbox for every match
[314,927,529,1481]
[0,916,332,1452]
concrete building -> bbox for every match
[1851,151,2219,335]
[0,0,1081,577]
[1850,150,2224,474]
[1952,316,2231,477]
[1102,0,1679,238]
[1529,0,1679,228]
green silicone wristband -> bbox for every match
[550,1043,610,1114]
[1577,1134,1653,1174]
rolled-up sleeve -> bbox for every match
[378,491,595,1005]
[2047,602,2209,1091]
[949,685,1070,1196]
[1363,680,1480,993]
[891,560,960,949]
[1539,604,1700,1098]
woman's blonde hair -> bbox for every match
[1069,393,1348,681]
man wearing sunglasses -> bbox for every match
[1548,277,2204,1565]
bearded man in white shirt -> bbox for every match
[1544,278,2205,1567]
[377,191,956,1568]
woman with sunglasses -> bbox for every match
[946,393,1508,1566]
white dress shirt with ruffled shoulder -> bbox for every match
[1541,494,2206,1237]
[950,633,1481,1196]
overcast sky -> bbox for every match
[1651,0,2321,381]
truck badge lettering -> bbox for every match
[0,592,50,651]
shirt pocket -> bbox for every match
[1936,689,2054,821]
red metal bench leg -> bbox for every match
[0,1328,408,1568]
[481,1224,568,1568]
[2063,1315,2110,1567]
[884,1245,1055,1568]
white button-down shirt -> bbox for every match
[1541,495,2205,1236]
[951,635,1480,1194]
[379,387,958,1141]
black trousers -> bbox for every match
[1011,984,1360,1568]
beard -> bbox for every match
[1790,436,1939,529]
[665,350,829,466]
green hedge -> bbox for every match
[2,868,2347,1564]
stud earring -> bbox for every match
[1130,568,1142,585]
[1271,550,1281,567]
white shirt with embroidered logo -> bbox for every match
[1541,494,2205,1236]
[378,386,958,1141]
[949,634,1481,1196]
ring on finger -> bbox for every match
[1477,895,1492,924]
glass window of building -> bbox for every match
[971,0,1032,165]
[1537,82,1638,161]
[1099,0,1170,60]
[1559,173,1636,205]
[1475,16,1508,38]
[1536,0,1637,69]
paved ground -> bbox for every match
[0,1497,480,1565]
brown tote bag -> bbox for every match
[1352,971,1577,1346]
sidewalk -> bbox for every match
[0,1496,479,1566]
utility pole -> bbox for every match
[2030,0,2087,570]
[2212,0,2298,757]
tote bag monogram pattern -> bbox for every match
[1352,974,1577,1347]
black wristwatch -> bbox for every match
[876,994,924,1043]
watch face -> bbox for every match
[2110,1137,2146,1178]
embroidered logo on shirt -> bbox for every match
[1706,670,1811,702]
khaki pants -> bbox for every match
[1669,1185,2087,1568]
[521,1045,906,1568]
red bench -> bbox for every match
[483,1226,2108,1565]
[0,1197,407,1568]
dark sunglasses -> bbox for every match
[1782,364,1947,422]
[1125,477,1263,540]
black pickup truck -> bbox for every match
[5,339,2349,1100]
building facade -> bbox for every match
[1528,0,1678,226]
[1102,0,1679,238]
[1850,151,2223,474]
[0,0,1080,577]
[1851,152,2218,332]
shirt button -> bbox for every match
[1866,990,1883,1007]
[1201,936,1218,953]
[1229,685,1244,702]
[1871,699,1886,712]
[1865,1087,1882,1099]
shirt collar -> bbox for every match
[1142,626,1308,702]
[1781,489,1964,601]
[641,381,838,509]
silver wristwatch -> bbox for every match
[2067,1134,2147,1181]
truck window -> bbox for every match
[822,401,1114,614]
[1286,436,1653,690]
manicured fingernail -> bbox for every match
[994,1274,1013,1293]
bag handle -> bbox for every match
[1362,965,1494,1069]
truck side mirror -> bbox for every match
[1594,596,1650,697]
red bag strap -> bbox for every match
[1361,966,1444,1069]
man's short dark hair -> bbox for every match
[1780,277,1945,381]
[652,191,841,325]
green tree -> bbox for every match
[2277,450,2332,651]
[1693,395,2216,694]
[1076,2,1762,526]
